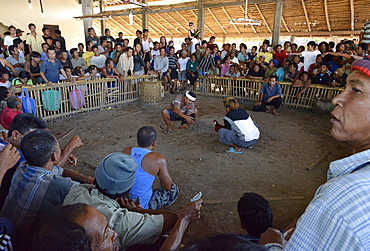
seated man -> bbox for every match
[23,51,42,84]
[123,126,179,209]
[224,65,241,79]
[0,113,92,211]
[0,96,22,130]
[237,192,273,243]
[162,91,197,134]
[0,129,79,248]
[313,62,333,85]
[253,75,282,116]
[6,45,25,75]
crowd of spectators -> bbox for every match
[1,20,370,251]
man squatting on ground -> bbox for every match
[123,126,179,210]
[162,91,198,134]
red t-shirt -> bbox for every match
[0,107,21,130]
[274,51,288,66]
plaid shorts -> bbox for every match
[148,183,179,210]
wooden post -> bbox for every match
[197,0,205,40]
[81,0,93,39]
[100,0,106,36]
[272,0,283,46]
[142,0,148,30]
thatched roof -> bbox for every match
[86,0,370,38]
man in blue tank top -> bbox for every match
[123,126,179,209]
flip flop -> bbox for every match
[179,126,192,130]
[225,147,243,154]
[247,145,253,149]
[163,129,172,135]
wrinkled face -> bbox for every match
[75,206,118,251]
[331,70,370,148]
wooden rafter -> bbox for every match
[109,17,135,35]
[221,7,241,34]
[238,5,257,34]
[282,16,290,33]
[350,0,355,31]
[188,10,215,34]
[207,8,228,34]
[324,0,331,32]
[151,14,174,35]
[133,15,159,35]
[165,13,188,33]
[155,13,182,34]
[300,0,311,32]
[254,4,272,33]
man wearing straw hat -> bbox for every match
[162,91,197,134]
[260,58,370,250]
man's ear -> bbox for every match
[152,140,157,147]
[11,130,20,141]
[51,152,58,163]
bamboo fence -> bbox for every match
[193,76,344,110]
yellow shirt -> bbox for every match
[254,51,273,63]
[26,33,44,53]
[83,51,94,66]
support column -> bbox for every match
[271,0,283,47]
[142,0,148,30]
[100,0,106,36]
[197,0,204,40]
[82,0,93,39]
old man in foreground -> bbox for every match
[260,58,370,250]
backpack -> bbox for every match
[69,83,85,110]
[41,86,61,112]
[224,116,245,141]
[19,88,36,115]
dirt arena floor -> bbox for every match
[48,94,352,242]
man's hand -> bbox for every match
[0,144,20,171]
[179,199,203,223]
[259,228,284,246]
[67,154,78,166]
[185,116,195,124]
[66,136,84,150]
[267,97,274,103]
[255,101,262,106]
[117,197,141,211]
[214,120,223,132]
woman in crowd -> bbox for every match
[214,97,260,153]
[133,43,145,76]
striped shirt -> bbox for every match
[198,54,215,72]
[361,22,370,44]
[267,149,370,251]
[0,162,78,244]
[167,55,178,69]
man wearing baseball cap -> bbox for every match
[162,91,198,134]
[260,58,370,250]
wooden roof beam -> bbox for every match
[155,13,183,35]
[207,8,228,34]
[238,5,257,34]
[133,15,160,36]
[300,0,311,32]
[255,4,272,33]
[282,16,290,33]
[189,10,215,35]
[109,17,135,36]
[150,14,174,35]
[324,0,331,32]
[165,13,188,33]
[222,7,241,34]
[350,0,355,31]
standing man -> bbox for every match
[90,45,106,70]
[289,41,321,72]
[260,59,370,250]
[40,47,67,84]
[154,47,169,89]
[3,26,17,50]
[123,126,179,209]
[115,32,124,45]
[54,30,66,50]
[26,23,44,53]
[100,28,115,45]
[85,27,99,47]
[167,47,179,94]
[162,91,197,134]
[359,21,370,44]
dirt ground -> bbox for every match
[48,93,352,242]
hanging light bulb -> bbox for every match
[41,12,45,18]
[129,10,133,25]
[28,0,32,9]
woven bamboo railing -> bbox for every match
[194,76,344,110]
[15,75,153,121]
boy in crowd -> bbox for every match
[313,62,333,85]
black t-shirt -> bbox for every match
[248,68,264,77]
[224,108,250,130]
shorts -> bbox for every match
[179,70,187,81]
[170,68,178,79]
[167,109,182,121]
[162,72,168,77]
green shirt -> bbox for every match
[63,184,164,249]
[11,78,33,86]
[186,59,199,73]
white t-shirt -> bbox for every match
[231,57,239,65]
[191,38,201,54]
[0,81,11,88]
[90,55,106,68]
[301,50,321,71]
[4,36,16,47]
[178,57,189,71]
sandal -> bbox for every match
[225,147,243,154]
[163,129,172,135]
[179,126,192,130]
